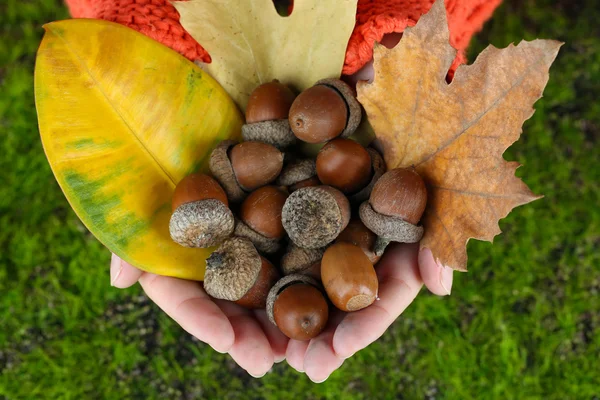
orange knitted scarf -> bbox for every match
[65,0,501,76]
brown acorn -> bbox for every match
[289,79,362,143]
[276,158,320,192]
[347,148,386,205]
[204,237,280,309]
[229,142,285,191]
[209,140,284,202]
[335,219,380,264]
[359,168,427,256]
[169,173,234,248]
[234,186,288,253]
[266,274,329,341]
[321,242,378,312]
[245,80,296,123]
[281,186,350,249]
[242,80,297,149]
[316,138,372,194]
[281,243,326,279]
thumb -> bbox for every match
[110,253,144,288]
[418,248,454,296]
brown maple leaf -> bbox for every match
[357,0,561,271]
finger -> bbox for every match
[285,339,309,373]
[253,309,289,363]
[138,274,234,353]
[418,247,453,296]
[110,254,144,288]
[332,243,423,359]
[214,300,274,378]
[346,60,374,86]
[303,311,346,383]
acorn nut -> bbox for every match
[209,140,247,203]
[281,243,326,279]
[267,274,329,341]
[359,168,427,256]
[276,158,320,192]
[234,186,288,253]
[210,140,284,202]
[282,186,350,249]
[169,173,234,248]
[321,242,378,312]
[243,80,297,149]
[348,148,386,205]
[204,237,280,309]
[316,138,372,194]
[335,219,380,264]
[289,78,362,143]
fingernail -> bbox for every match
[311,376,329,384]
[342,352,355,360]
[249,371,267,379]
[439,266,453,295]
[110,254,122,287]
[209,343,230,354]
[274,356,286,363]
[211,347,228,354]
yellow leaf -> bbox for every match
[35,20,243,280]
[357,0,561,271]
[174,0,358,109]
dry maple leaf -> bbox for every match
[357,0,561,271]
[174,0,357,109]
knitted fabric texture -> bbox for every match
[65,0,501,76]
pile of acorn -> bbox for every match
[169,78,427,341]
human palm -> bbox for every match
[110,242,452,382]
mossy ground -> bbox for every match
[1,0,598,398]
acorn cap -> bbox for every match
[282,186,350,249]
[266,274,322,326]
[169,199,234,248]
[242,119,297,150]
[281,243,327,275]
[209,140,246,203]
[234,219,281,254]
[348,148,386,204]
[204,237,262,301]
[276,159,317,187]
[359,201,424,244]
[317,78,362,138]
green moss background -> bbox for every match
[1,0,598,398]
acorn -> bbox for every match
[281,186,350,249]
[169,173,234,248]
[204,237,280,309]
[234,186,288,253]
[209,140,284,202]
[348,148,386,204]
[359,168,427,256]
[316,138,372,194]
[321,242,378,312]
[242,80,297,149]
[289,78,362,144]
[281,243,327,279]
[276,158,320,192]
[335,219,380,264]
[266,274,329,341]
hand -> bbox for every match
[110,255,289,378]
[110,242,453,381]
[284,243,453,382]
[109,31,453,379]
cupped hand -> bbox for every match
[284,243,453,382]
[110,255,289,378]
[109,243,452,381]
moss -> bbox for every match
[1,0,599,398]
